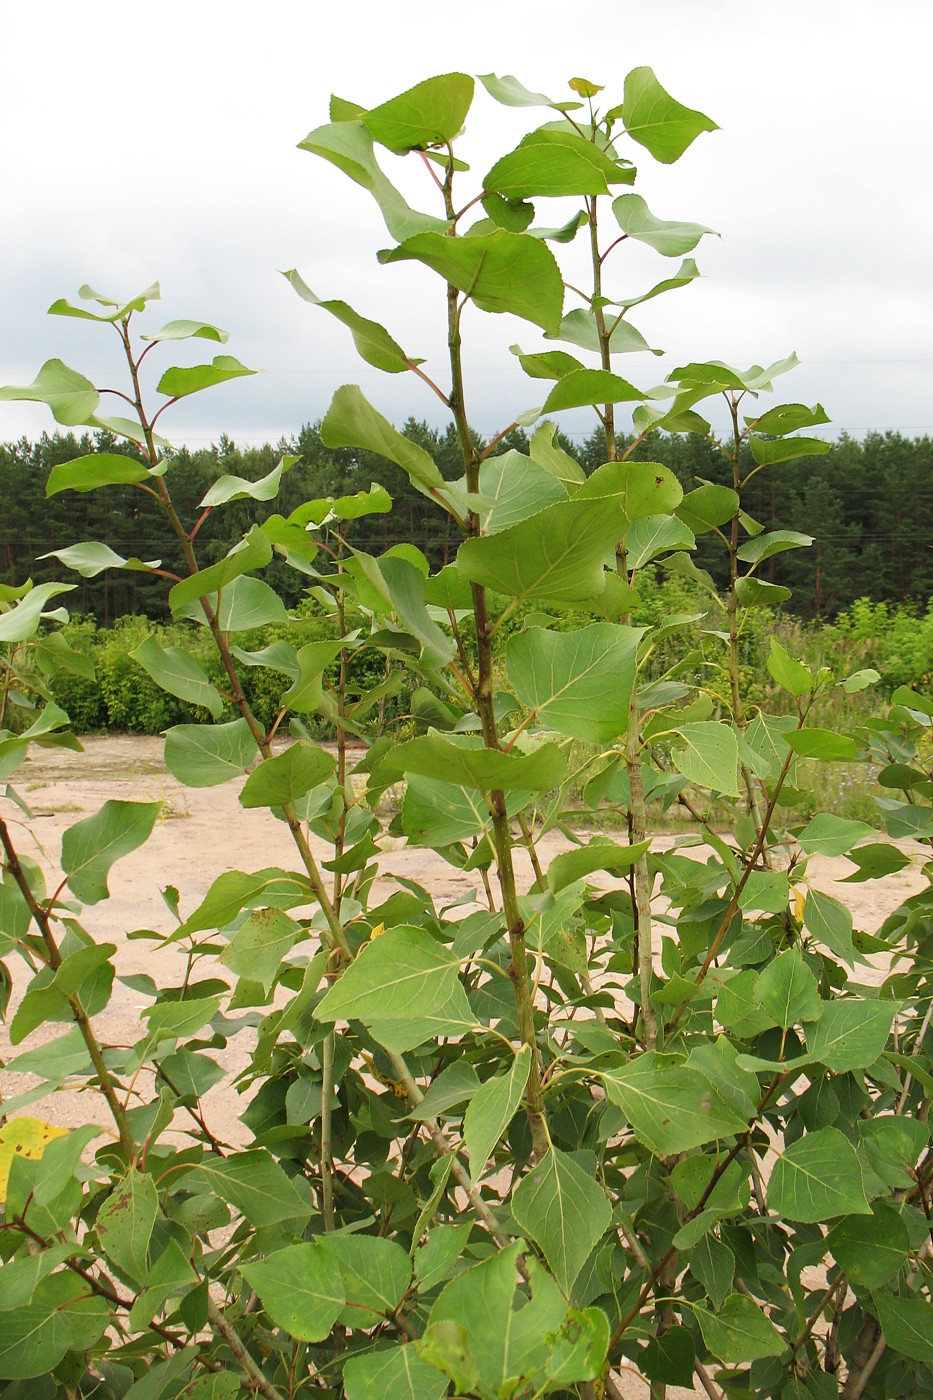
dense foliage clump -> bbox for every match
[0,68,931,1400]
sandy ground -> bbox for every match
[0,735,927,1398]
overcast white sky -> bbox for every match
[2,0,931,452]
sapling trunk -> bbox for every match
[320,1029,336,1231]
[443,157,550,1160]
[725,392,772,855]
[589,197,658,1050]
[332,542,349,916]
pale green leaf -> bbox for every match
[0,1274,108,1379]
[187,1150,311,1228]
[827,1204,911,1287]
[40,541,161,578]
[668,354,800,394]
[546,837,651,894]
[670,722,741,797]
[506,623,643,743]
[424,1243,595,1394]
[803,889,856,963]
[745,402,831,434]
[5,1027,91,1083]
[283,271,418,373]
[545,307,656,355]
[625,513,695,568]
[239,742,335,809]
[130,636,224,719]
[287,482,393,525]
[379,230,563,334]
[61,800,160,904]
[402,773,500,847]
[609,257,702,312]
[485,128,632,199]
[542,368,643,413]
[622,67,718,163]
[96,1168,158,1283]
[343,1346,448,1400]
[163,719,255,788]
[768,1127,870,1221]
[477,74,568,109]
[0,359,99,426]
[858,1117,929,1190]
[477,450,567,533]
[786,729,857,761]
[315,925,473,1034]
[574,459,683,520]
[205,576,289,632]
[281,639,346,712]
[175,867,314,937]
[142,993,223,1045]
[298,119,448,242]
[766,639,813,698]
[603,1053,747,1154]
[128,1239,197,1333]
[805,999,898,1072]
[748,435,831,466]
[381,556,456,665]
[739,530,813,565]
[377,734,566,793]
[458,496,627,603]
[612,192,717,254]
[199,454,298,506]
[47,282,159,323]
[168,526,272,615]
[415,1223,474,1293]
[841,842,912,883]
[511,1146,612,1294]
[321,385,446,501]
[755,949,822,1029]
[676,484,738,533]
[156,355,257,399]
[0,582,76,642]
[240,1243,344,1341]
[46,452,152,496]
[528,422,586,485]
[319,1234,412,1327]
[694,1294,785,1364]
[464,1047,531,1184]
[512,347,583,381]
[735,576,792,607]
[221,908,301,992]
[361,73,474,152]
[408,1062,480,1121]
[141,318,228,343]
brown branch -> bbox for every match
[207,1298,286,1400]
[386,1050,512,1250]
[0,816,135,1158]
[9,1216,184,1349]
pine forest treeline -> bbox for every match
[2,422,931,623]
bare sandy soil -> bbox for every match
[1,736,927,1399]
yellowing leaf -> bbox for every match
[568,77,604,97]
[0,1117,69,1202]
